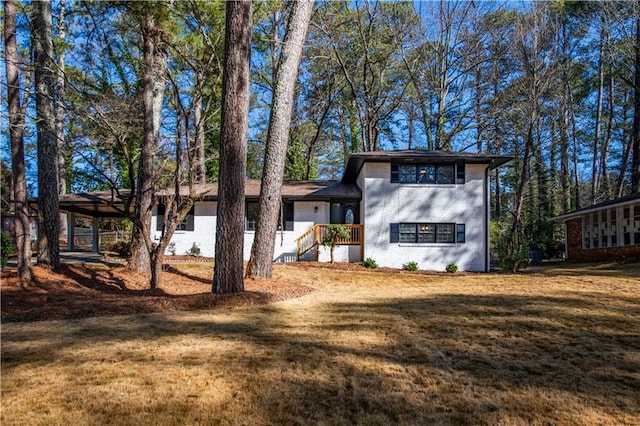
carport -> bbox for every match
[53,190,131,253]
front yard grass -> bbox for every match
[1,262,639,425]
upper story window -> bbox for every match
[391,163,464,184]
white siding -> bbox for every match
[152,201,217,257]
[154,200,331,261]
[242,201,329,262]
[360,162,488,271]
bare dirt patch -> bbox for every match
[1,263,313,322]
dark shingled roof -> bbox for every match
[157,180,361,200]
[55,181,361,218]
[342,150,513,183]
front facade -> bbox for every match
[554,193,640,262]
[56,150,511,271]
[151,180,362,264]
[150,150,511,271]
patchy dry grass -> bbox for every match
[1,262,639,425]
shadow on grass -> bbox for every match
[2,289,639,424]
[522,261,640,278]
[162,265,211,285]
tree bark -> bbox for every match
[56,0,68,242]
[245,0,314,279]
[591,22,605,203]
[631,9,640,193]
[193,74,207,184]
[56,0,67,195]
[5,0,33,282]
[129,11,168,276]
[33,0,60,270]
[213,0,252,294]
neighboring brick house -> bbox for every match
[554,193,640,263]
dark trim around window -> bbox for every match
[391,163,465,184]
[390,222,464,244]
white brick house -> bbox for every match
[57,150,511,271]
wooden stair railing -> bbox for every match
[295,224,363,260]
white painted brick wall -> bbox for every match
[360,162,488,272]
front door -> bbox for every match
[330,202,359,224]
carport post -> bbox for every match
[67,212,75,251]
[92,217,99,253]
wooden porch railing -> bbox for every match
[295,224,363,260]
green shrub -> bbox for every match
[1,232,16,269]
[322,224,351,263]
[446,262,458,273]
[402,261,419,271]
[187,242,201,257]
[360,257,378,268]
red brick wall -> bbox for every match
[565,217,640,262]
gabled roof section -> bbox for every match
[342,150,513,183]
[553,192,640,221]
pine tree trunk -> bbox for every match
[591,24,605,203]
[56,0,68,241]
[245,0,314,279]
[5,0,33,282]
[129,11,167,274]
[213,0,252,294]
[33,0,60,270]
[631,10,640,193]
[193,74,206,184]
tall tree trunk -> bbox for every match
[591,23,605,203]
[56,0,68,242]
[616,90,632,197]
[193,73,207,184]
[600,68,615,200]
[245,0,314,279]
[559,18,572,214]
[631,9,640,193]
[33,0,60,270]
[129,11,168,277]
[5,0,33,282]
[213,0,252,294]
[560,93,572,213]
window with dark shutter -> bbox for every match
[456,163,465,184]
[156,203,166,231]
[390,164,399,183]
[390,223,399,243]
[456,224,465,243]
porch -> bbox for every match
[295,224,364,262]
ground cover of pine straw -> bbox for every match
[1,261,639,425]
